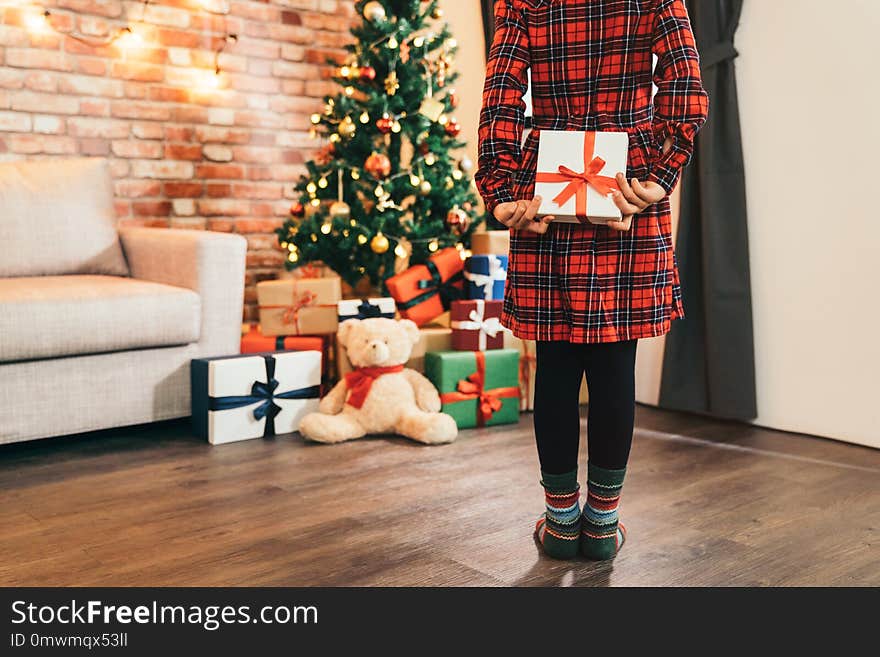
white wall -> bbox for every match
[737,0,880,447]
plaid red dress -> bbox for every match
[475,0,709,343]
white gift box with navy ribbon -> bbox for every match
[191,351,321,445]
[464,255,508,301]
[337,297,397,323]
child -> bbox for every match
[475,0,708,560]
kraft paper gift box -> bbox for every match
[470,230,510,256]
[337,322,452,377]
[257,277,341,337]
[240,325,324,355]
[535,130,628,224]
[191,351,321,445]
[503,332,536,411]
[337,297,397,323]
[450,299,505,351]
[464,254,507,301]
[385,247,465,327]
[425,349,520,429]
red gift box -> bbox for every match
[240,325,324,354]
[385,248,465,327]
[450,299,505,351]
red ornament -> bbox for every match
[418,141,430,155]
[444,119,461,137]
[364,152,391,178]
[290,201,305,217]
[446,207,469,235]
[359,66,376,81]
[376,116,394,134]
[448,88,459,108]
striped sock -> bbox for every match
[580,463,627,560]
[534,469,581,559]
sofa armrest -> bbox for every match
[120,227,247,354]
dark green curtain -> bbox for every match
[658,0,757,420]
[481,0,495,59]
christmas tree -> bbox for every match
[276,0,483,291]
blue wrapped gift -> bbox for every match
[464,254,508,301]
[191,351,321,445]
[337,297,397,323]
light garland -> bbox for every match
[16,1,238,84]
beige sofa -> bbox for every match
[0,158,247,444]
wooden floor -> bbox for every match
[1,406,878,587]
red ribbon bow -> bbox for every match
[535,132,620,224]
[439,351,520,426]
[280,290,318,331]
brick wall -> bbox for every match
[0,0,356,321]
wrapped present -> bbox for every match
[257,277,341,337]
[425,349,520,429]
[450,299,505,351]
[191,351,321,445]
[337,297,396,323]
[280,262,335,280]
[241,325,324,354]
[464,254,507,301]
[535,130,628,225]
[470,230,510,256]
[385,247,464,327]
[503,332,536,411]
[337,322,451,377]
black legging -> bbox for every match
[533,339,637,474]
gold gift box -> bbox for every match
[257,277,342,337]
[471,230,510,256]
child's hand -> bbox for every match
[493,197,554,234]
[607,174,666,231]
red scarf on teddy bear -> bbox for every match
[344,365,405,409]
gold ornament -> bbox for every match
[432,7,444,19]
[384,69,399,95]
[419,179,432,196]
[338,116,356,138]
[329,200,351,220]
[363,1,386,22]
[370,231,390,254]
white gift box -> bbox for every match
[337,297,397,322]
[191,351,321,445]
[535,130,629,224]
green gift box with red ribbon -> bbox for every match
[424,349,520,429]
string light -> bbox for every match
[23,0,239,81]
[428,239,440,252]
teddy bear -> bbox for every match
[298,317,458,445]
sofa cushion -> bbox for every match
[0,158,129,277]
[0,275,201,362]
